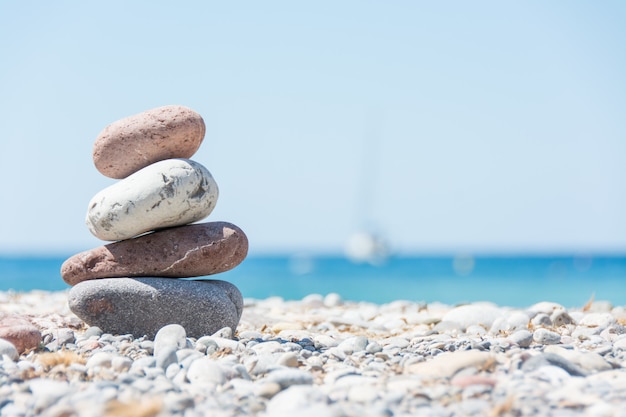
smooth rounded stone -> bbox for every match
[528,301,565,316]
[277,352,299,368]
[239,330,263,340]
[314,334,340,349]
[490,312,530,333]
[212,326,233,339]
[255,381,283,399]
[85,158,219,241]
[139,340,155,354]
[533,328,562,345]
[337,336,369,354]
[366,341,383,354]
[111,356,132,372]
[612,306,626,320]
[347,383,379,403]
[93,105,206,179]
[507,330,533,348]
[544,345,612,373]
[433,320,462,333]
[245,354,280,376]
[323,293,343,307]
[83,326,104,338]
[249,342,284,359]
[272,322,305,333]
[62,222,247,286]
[86,351,116,368]
[154,324,187,356]
[301,293,324,307]
[265,385,329,415]
[98,333,120,344]
[600,326,625,343]
[531,313,552,327]
[571,326,603,340]
[586,300,614,313]
[53,328,75,346]
[405,350,493,378]
[578,313,616,329]
[383,317,408,331]
[535,366,576,387]
[68,278,243,338]
[0,338,19,361]
[327,347,347,361]
[551,310,575,326]
[166,362,183,379]
[187,357,226,385]
[441,304,503,331]
[195,336,219,355]
[265,368,314,388]
[306,356,325,369]
[156,345,179,370]
[198,336,243,352]
[521,352,587,376]
[381,336,410,349]
[0,314,42,354]
[466,324,487,336]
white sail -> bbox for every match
[345,231,389,265]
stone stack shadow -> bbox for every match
[61,105,248,339]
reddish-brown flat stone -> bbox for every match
[61,222,248,286]
[93,105,205,179]
[0,314,42,354]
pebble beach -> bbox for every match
[2,290,626,417]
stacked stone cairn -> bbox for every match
[61,105,248,339]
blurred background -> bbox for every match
[1,1,625,305]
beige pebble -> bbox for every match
[405,350,494,378]
[93,105,205,179]
[255,382,282,399]
[451,374,497,388]
[277,352,299,367]
[272,322,305,332]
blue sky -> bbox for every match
[0,1,624,255]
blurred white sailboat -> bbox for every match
[344,110,390,265]
[345,231,389,265]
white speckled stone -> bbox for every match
[533,328,562,345]
[86,158,218,241]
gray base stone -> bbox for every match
[68,278,243,338]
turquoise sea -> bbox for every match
[1,255,625,308]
